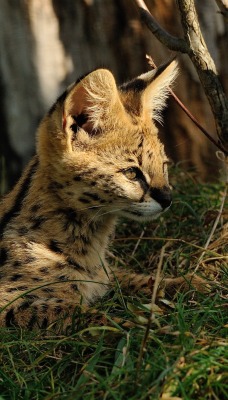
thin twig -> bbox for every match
[137,243,167,375]
[146,54,228,156]
[169,89,227,154]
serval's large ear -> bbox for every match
[141,59,178,123]
[62,69,125,136]
[121,59,178,124]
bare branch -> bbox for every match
[135,0,188,53]
[177,0,228,151]
[134,0,228,151]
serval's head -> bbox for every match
[38,59,178,221]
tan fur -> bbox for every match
[0,60,205,330]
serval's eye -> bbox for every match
[122,167,144,181]
[124,168,137,180]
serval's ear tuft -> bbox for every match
[63,69,124,136]
[121,59,178,123]
[141,59,178,124]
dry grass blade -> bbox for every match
[194,183,227,273]
[131,227,146,256]
[137,243,168,376]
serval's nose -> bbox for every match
[150,186,172,210]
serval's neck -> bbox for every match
[17,166,117,265]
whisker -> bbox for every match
[77,204,107,212]
[65,197,129,227]
[86,209,122,226]
[77,201,128,213]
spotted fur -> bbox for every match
[0,60,205,330]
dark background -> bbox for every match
[0,0,227,192]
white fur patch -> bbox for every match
[120,200,164,221]
[142,60,178,124]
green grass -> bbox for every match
[0,166,227,400]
